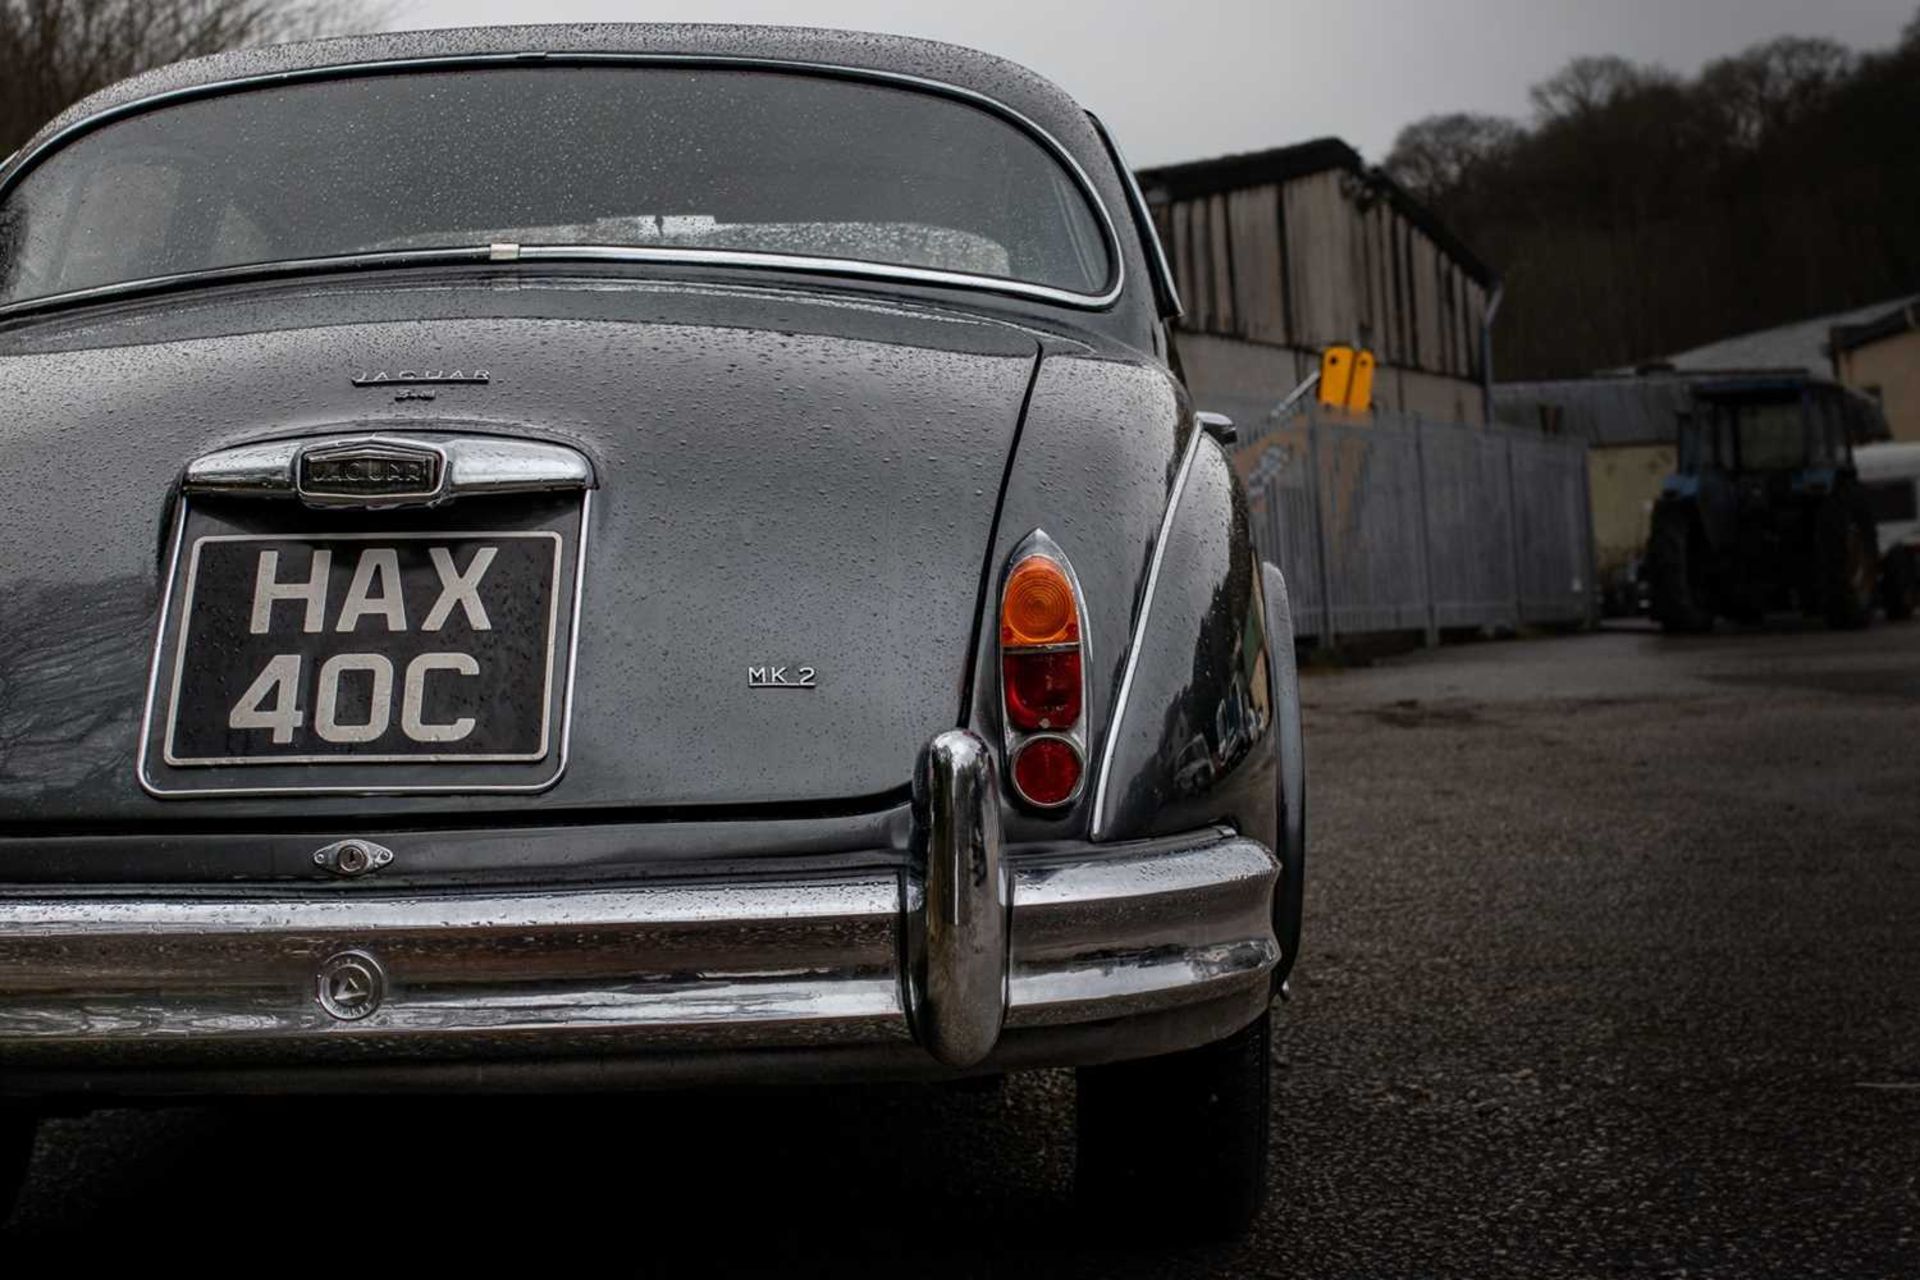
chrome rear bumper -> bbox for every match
[0,733,1280,1094]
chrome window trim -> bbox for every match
[513,244,1112,308]
[1088,112,1182,320]
[1089,422,1207,839]
[0,249,494,319]
[0,51,1127,313]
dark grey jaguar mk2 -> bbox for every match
[0,25,1306,1233]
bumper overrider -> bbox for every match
[0,732,1281,1095]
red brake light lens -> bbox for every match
[1011,737,1083,807]
[1002,649,1083,731]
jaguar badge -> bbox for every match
[352,369,489,387]
[296,437,447,507]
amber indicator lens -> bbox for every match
[1001,556,1080,647]
[1003,649,1083,731]
[1012,737,1083,806]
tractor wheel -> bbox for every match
[1883,548,1918,622]
[1649,510,1714,633]
[1817,498,1877,630]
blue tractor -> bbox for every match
[1648,376,1894,632]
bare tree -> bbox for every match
[1528,55,1675,123]
[0,0,382,152]
[1698,36,1855,149]
[1392,21,1920,380]
[1384,113,1523,205]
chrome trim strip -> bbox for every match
[556,488,593,800]
[0,249,494,316]
[0,830,1277,1061]
[1089,423,1208,839]
[134,489,593,797]
[513,244,1116,309]
[0,876,901,936]
[1262,561,1307,988]
[0,52,1126,314]
[132,504,191,798]
[185,433,597,505]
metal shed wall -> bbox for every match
[1145,157,1491,391]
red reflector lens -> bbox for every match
[1002,649,1083,731]
[1012,737,1083,807]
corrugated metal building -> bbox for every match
[1651,294,1920,377]
[1136,138,1497,428]
[1832,299,1920,445]
[1494,374,1697,591]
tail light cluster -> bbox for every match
[999,532,1089,809]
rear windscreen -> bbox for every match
[0,65,1114,304]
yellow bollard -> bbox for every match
[1347,348,1376,413]
[1318,345,1354,409]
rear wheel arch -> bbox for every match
[1081,433,1277,847]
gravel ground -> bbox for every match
[6,621,1918,1275]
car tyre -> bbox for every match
[0,1107,37,1226]
[1075,1010,1271,1240]
[1882,548,1917,622]
[1648,509,1715,633]
[1817,497,1877,630]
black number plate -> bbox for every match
[161,531,564,766]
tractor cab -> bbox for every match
[1650,375,1891,631]
[1669,376,1862,491]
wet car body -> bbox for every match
[0,24,1305,1230]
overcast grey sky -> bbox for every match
[395,0,1915,166]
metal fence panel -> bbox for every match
[1317,415,1431,636]
[1232,406,1591,643]
[1411,416,1521,630]
[1235,412,1326,639]
[1509,432,1594,623]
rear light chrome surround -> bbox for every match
[998,530,1090,810]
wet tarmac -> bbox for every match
[8,621,1918,1276]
